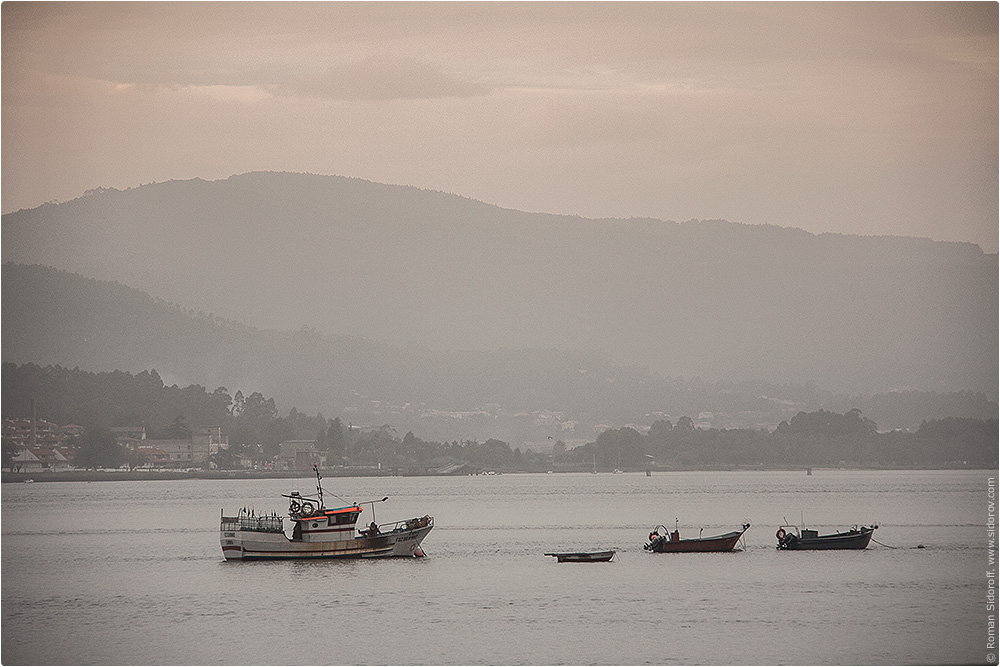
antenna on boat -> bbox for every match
[313,464,324,509]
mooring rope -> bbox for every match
[871,537,898,549]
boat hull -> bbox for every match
[646,529,747,553]
[778,527,875,550]
[221,521,433,560]
[545,550,616,562]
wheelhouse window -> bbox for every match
[333,512,359,525]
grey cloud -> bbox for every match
[2,1,995,251]
[270,56,492,101]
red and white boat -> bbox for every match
[220,465,433,560]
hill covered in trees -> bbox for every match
[579,411,995,469]
[3,172,996,397]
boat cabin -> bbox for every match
[291,504,363,542]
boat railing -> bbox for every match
[380,515,433,533]
[221,509,285,534]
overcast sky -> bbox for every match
[3,2,997,251]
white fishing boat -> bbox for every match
[220,465,433,560]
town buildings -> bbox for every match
[2,418,76,472]
[3,419,232,471]
[278,440,324,471]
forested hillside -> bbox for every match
[3,172,995,396]
[3,265,996,445]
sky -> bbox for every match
[2,2,997,251]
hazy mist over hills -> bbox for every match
[5,263,996,446]
[3,172,997,401]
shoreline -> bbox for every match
[2,464,991,483]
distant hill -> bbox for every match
[2,171,996,396]
[3,264,995,444]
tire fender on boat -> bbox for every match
[776,528,786,540]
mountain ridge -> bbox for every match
[22,171,992,254]
[2,171,996,396]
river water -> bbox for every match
[1,469,994,665]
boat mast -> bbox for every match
[313,463,324,509]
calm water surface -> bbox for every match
[2,469,994,665]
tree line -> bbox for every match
[2,363,996,470]
[574,409,996,469]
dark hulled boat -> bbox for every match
[644,522,750,553]
[545,550,616,562]
[776,524,877,550]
